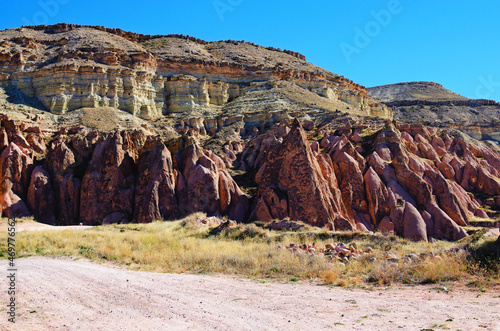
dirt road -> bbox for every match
[1,257,498,330]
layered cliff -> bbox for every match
[0,23,391,124]
[368,82,500,143]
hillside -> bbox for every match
[368,81,468,102]
[368,82,500,142]
[0,23,390,128]
[1,25,500,243]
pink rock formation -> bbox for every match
[133,144,178,223]
[46,139,80,225]
[0,142,33,199]
[2,109,500,242]
[27,166,56,225]
[180,143,248,221]
[364,167,392,227]
[80,133,136,225]
[403,203,428,242]
[252,119,352,229]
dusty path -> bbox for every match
[0,218,93,232]
[1,257,499,331]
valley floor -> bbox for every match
[1,257,498,331]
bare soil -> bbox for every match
[1,257,498,330]
[0,218,93,232]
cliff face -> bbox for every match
[2,25,500,242]
[2,111,500,242]
[368,82,500,143]
[0,24,391,122]
[0,114,249,224]
[241,118,500,241]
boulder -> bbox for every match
[378,216,394,234]
[403,203,428,242]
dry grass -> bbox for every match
[0,216,499,288]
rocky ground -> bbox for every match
[0,256,498,331]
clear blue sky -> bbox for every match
[1,0,499,101]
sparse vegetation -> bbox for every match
[1,216,498,288]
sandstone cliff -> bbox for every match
[0,23,391,125]
[368,82,500,143]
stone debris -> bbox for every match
[198,216,223,226]
[282,242,375,262]
[278,241,466,265]
[267,220,305,231]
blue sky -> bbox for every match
[1,0,499,101]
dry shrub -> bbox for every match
[365,254,468,285]
[215,223,269,240]
[366,261,408,285]
[414,256,468,284]
[321,270,339,284]
[337,279,349,287]
[467,236,500,275]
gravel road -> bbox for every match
[1,257,498,330]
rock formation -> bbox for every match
[133,144,178,223]
[80,132,137,225]
[239,117,500,241]
[1,25,499,242]
[368,81,500,143]
[0,112,249,225]
[0,24,391,123]
[251,119,351,230]
[27,166,56,225]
